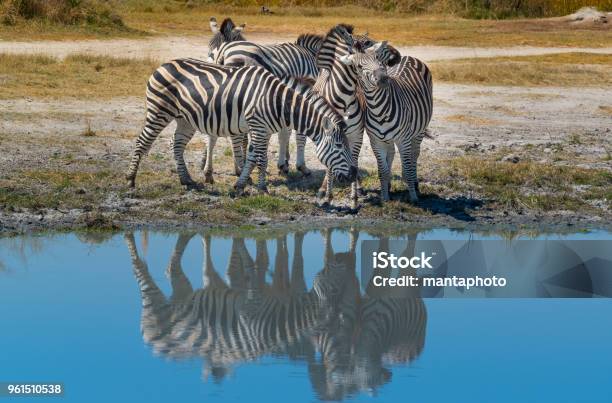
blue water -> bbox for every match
[1,228,611,403]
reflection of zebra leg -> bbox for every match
[252,239,269,290]
[201,235,228,289]
[166,233,196,304]
[227,238,255,289]
[272,235,290,295]
[291,231,307,294]
[124,232,167,308]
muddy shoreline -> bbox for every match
[2,201,610,237]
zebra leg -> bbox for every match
[398,137,418,203]
[370,137,392,202]
[199,134,208,171]
[277,127,290,175]
[238,133,249,176]
[295,131,311,176]
[172,118,198,188]
[255,134,271,193]
[203,134,217,184]
[317,174,331,201]
[230,134,246,176]
[125,112,172,188]
[234,130,268,193]
[411,132,425,196]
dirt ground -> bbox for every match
[1,34,611,62]
[0,36,611,234]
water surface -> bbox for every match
[1,228,611,402]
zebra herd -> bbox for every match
[125,230,426,399]
[126,18,433,206]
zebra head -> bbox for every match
[207,17,246,62]
[338,44,389,89]
[314,114,357,184]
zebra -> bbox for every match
[310,24,369,206]
[125,59,356,194]
[339,40,433,203]
[207,19,323,177]
[207,17,246,57]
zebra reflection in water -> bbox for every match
[125,230,426,400]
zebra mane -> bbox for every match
[325,23,354,38]
[316,24,355,71]
[384,44,402,67]
[219,18,236,35]
[295,33,324,54]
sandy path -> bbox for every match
[1,34,611,62]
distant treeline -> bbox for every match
[185,0,612,17]
[2,0,611,23]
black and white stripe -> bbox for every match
[340,41,433,202]
[208,23,324,177]
[125,59,355,192]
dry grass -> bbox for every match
[440,155,612,211]
[125,8,612,47]
[598,105,612,115]
[0,3,609,46]
[444,114,500,125]
[431,52,612,86]
[0,53,158,99]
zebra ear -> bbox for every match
[209,17,218,34]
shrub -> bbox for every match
[0,0,124,27]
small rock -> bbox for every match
[502,154,520,163]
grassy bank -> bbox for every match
[1,150,609,225]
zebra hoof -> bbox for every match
[297,165,311,177]
[126,178,135,188]
[277,163,289,176]
[316,190,326,199]
[257,186,269,195]
[232,184,246,197]
[204,173,214,184]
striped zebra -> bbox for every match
[311,24,368,206]
[340,41,433,202]
[207,18,324,177]
[125,59,356,193]
[207,17,246,58]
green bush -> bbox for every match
[0,0,124,26]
